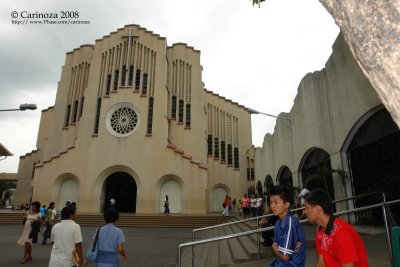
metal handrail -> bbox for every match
[178,198,400,267]
[332,191,382,204]
[192,214,274,240]
[190,191,382,266]
[192,191,382,242]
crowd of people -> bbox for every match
[17,199,128,266]
[15,188,369,266]
[222,193,264,218]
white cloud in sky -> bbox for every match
[0,0,339,173]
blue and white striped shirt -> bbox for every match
[268,212,306,267]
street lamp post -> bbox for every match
[0,104,37,112]
[247,108,291,121]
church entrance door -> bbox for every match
[104,172,137,212]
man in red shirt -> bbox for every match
[303,189,368,267]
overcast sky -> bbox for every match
[0,0,339,173]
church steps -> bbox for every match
[228,220,264,260]
[0,211,228,228]
[189,217,275,266]
[223,224,252,263]
[219,227,235,266]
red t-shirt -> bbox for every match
[241,197,250,208]
[315,217,368,267]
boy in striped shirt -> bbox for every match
[268,185,306,267]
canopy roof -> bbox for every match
[0,143,13,157]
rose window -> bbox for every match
[110,107,138,134]
[106,103,140,137]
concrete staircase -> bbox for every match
[0,210,229,228]
[180,217,275,266]
[181,217,318,266]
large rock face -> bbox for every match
[319,0,400,127]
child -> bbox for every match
[268,185,306,267]
[40,205,47,220]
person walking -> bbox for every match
[110,198,116,210]
[228,197,233,215]
[59,200,72,221]
[49,205,83,267]
[222,195,230,216]
[298,187,310,219]
[84,209,127,267]
[250,194,257,217]
[42,202,56,245]
[164,195,170,215]
[17,201,42,263]
[303,189,369,267]
[256,194,263,216]
[40,204,47,220]
[259,206,279,247]
[241,194,250,218]
[232,198,237,215]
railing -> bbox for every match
[192,191,382,242]
[177,194,399,267]
[189,191,383,267]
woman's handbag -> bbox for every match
[29,220,41,236]
[85,227,101,262]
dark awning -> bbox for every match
[0,143,13,157]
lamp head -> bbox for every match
[19,104,37,111]
[247,108,260,114]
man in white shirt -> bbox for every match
[256,194,263,216]
[299,187,310,219]
[49,206,83,267]
[250,194,257,217]
[110,198,116,210]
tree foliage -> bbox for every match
[251,0,264,7]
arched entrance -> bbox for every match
[160,180,182,213]
[300,149,335,208]
[347,108,400,225]
[58,179,79,211]
[263,175,274,206]
[104,172,137,212]
[212,186,228,212]
[277,166,294,204]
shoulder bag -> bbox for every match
[86,227,101,262]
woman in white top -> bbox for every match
[256,194,263,216]
[17,201,42,263]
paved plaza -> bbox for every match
[0,224,392,266]
[0,224,194,267]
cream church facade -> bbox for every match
[14,24,254,213]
